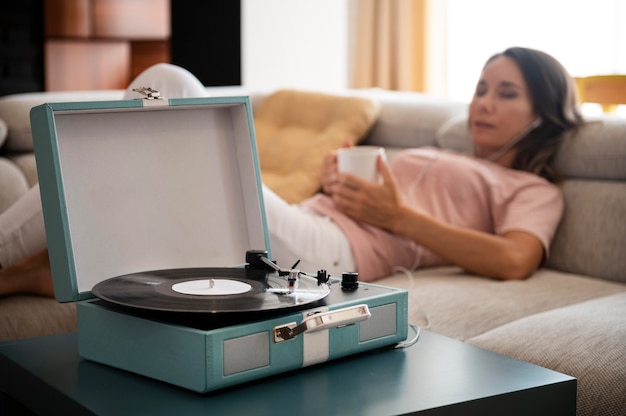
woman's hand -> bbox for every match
[330,156,404,232]
[321,141,353,196]
[321,152,338,196]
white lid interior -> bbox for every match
[52,103,267,293]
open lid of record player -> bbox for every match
[31,95,270,302]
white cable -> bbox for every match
[389,151,439,335]
[403,151,440,273]
[392,266,432,331]
[481,118,542,162]
[395,324,421,349]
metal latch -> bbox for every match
[273,304,371,343]
[132,87,163,100]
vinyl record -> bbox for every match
[91,267,330,313]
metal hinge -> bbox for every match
[132,87,164,100]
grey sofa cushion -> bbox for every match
[435,113,473,154]
[359,89,468,149]
[555,118,626,180]
[467,293,626,416]
[547,180,626,284]
[376,266,626,341]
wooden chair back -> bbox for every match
[575,75,626,113]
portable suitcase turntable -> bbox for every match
[30,93,409,393]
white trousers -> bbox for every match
[263,185,355,277]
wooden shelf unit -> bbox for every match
[44,0,170,91]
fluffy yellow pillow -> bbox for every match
[253,89,380,203]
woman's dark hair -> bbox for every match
[485,47,584,183]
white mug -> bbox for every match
[337,146,386,183]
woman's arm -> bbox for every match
[330,157,545,280]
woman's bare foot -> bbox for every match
[0,249,55,298]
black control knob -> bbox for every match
[341,272,359,291]
[245,250,275,271]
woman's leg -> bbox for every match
[123,63,208,100]
[0,185,46,268]
[262,185,355,277]
[0,185,53,296]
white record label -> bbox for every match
[172,279,252,296]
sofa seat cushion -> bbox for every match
[376,266,626,341]
[466,292,626,416]
[253,89,380,203]
[0,295,77,342]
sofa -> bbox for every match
[0,86,624,416]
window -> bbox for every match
[445,0,626,115]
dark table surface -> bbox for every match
[0,329,575,416]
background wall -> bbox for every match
[241,0,350,90]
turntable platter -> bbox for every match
[91,267,330,313]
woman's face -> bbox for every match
[469,55,538,160]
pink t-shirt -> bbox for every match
[303,147,564,281]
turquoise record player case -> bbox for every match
[30,94,408,393]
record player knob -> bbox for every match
[245,249,268,265]
[245,249,279,272]
[341,272,359,291]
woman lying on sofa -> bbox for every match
[0,46,584,298]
